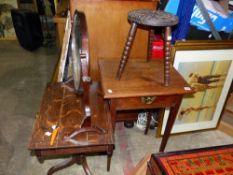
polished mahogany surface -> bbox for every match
[28,82,113,152]
[99,60,194,99]
[98,59,195,152]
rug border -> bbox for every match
[152,144,233,175]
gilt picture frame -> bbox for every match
[56,11,71,82]
[0,0,18,39]
[161,41,233,135]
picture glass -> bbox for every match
[162,49,233,134]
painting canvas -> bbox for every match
[161,42,233,134]
[0,0,17,39]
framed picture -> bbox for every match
[0,0,18,39]
[161,41,233,134]
[56,11,71,82]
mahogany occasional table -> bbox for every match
[28,82,114,175]
[98,59,194,152]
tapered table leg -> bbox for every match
[35,151,44,163]
[144,112,152,135]
[159,96,182,152]
[107,145,114,171]
[110,99,117,131]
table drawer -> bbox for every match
[113,95,181,111]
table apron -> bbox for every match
[111,95,182,111]
[34,145,114,157]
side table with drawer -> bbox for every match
[98,60,195,152]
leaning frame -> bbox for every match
[161,41,233,135]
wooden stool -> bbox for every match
[116,9,179,86]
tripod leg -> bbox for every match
[47,157,77,175]
[77,155,93,175]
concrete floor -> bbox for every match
[0,40,232,175]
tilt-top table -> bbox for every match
[28,82,114,175]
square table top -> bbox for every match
[98,60,195,99]
[28,82,114,151]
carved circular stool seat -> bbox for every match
[116,9,179,86]
[128,9,178,27]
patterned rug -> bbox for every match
[154,144,233,175]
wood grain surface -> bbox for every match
[70,0,158,80]
[99,60,195,98]
[28,82,114,151]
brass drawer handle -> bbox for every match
[141,96,156,104]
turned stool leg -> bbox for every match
[147,29,155,62]
[116,23,137,80]
[164,26,171,86]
